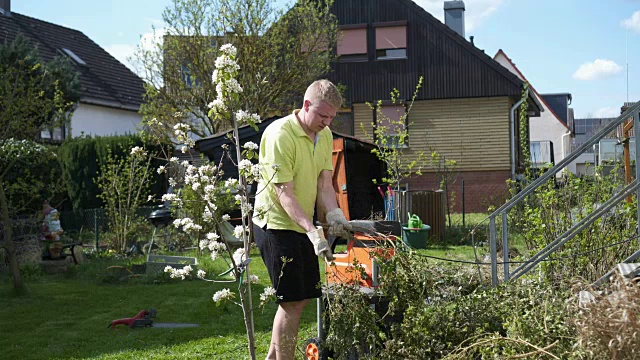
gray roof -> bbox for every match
[0,12,145,110]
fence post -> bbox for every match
[489,215,498,286]
[94,209,99,253]
[462,179,465,228]
[502,211,509,281]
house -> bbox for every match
[327,0,541,212]
[0,0,145,141]
[493,50,574,174]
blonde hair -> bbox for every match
[304,79,343,109]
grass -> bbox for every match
[0,215,521,359]
[0,249,319,360]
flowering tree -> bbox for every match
[144,44,277,359]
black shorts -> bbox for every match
[253,224,322,303]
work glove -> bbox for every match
[306,226,335,262]
[326,208,352,238]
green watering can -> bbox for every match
[407,213,423,229]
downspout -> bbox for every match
[510,89,529,180]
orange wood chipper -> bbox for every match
[304,220,402,360]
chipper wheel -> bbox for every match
[305,337,327,360]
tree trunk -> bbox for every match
[0,181,23,290]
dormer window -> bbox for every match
[337,24,367,62]
[374,22,407,60]
[61,48,86,66]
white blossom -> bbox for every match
[173,123,191,132]
[251,164,262,178]
[224,178,238,188]
[234,225,246,239]
[199,239,209,250]
[225,78,243,94]
[238,159,252,171]
[169,157,179,163]
[157,165,166,174]
[212,288,234,303]
[208,98,227,114]
[181,145,188,153]
[147,195,154,202]
[235,110,261,124]
[220,43,237,56]
[248,274,259,284]
[173,217,202,233]
[243,141,258,150]
[206,232,220,241]
[197,269,206,279]
[222,214,231,221]
[233,248,246,265]
[130,146,146,157]
[260,286,277,302]
[208,241,225,253]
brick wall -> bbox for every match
[405,170,510,213]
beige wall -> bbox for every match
[353,97,513,171]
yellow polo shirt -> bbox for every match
[253,110,334,233]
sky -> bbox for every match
[10,0,640,118]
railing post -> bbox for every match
[502,211,509,281]
[634,109,640,230]
[489,215,498,286]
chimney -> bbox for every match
[0,0,10,16]
[444,1,465,38]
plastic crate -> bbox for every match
[146,254,198,276]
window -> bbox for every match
[376,105,407,148]
[181,64,201,88]
[40,126,65,142]
[375,25,407,60]
[61,48,86,66]
[337,26,367,62]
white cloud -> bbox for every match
[593,107,621,118]
[414,0,504,33]
[622,10,640,32]
[104,28,166,76]
[572,59,623,81]
[105,44,137,72]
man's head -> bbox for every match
[299,79,343,134]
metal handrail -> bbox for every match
[509,179,639,281]
[486,101,640,286]
[494,101,640,215]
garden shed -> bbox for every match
[194,120,386,220]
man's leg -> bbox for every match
[266,299,311,360]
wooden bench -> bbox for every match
[42,241,82,264]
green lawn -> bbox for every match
[0,215,518,360]
[0,250,319,360]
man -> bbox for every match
[253,79,352,359]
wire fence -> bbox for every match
[58,206,158,249]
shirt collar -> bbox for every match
[289,109,322,140]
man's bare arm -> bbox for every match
[316,170,340,222]
[274,181,316,233]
